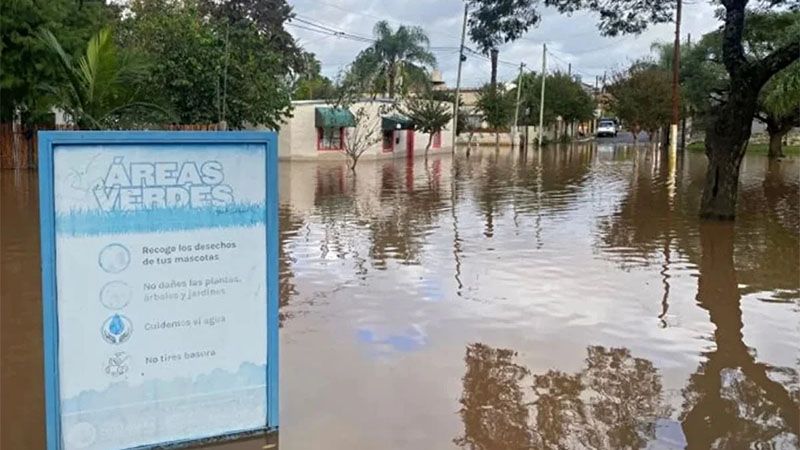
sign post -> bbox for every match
[38,131,279,450]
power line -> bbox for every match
[290,8,615,88]
[307,0,463,46]
[545,49,601,79]
[292,16,375,43]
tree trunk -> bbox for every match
[387,60,396,99]
[490,49,499,88]
[495,130,499,150]
[768,130,785,158]
[426,133,433,157]
[699,0,799,220]
[700,81,758,220]
[765,116,793,159]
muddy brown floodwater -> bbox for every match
[2,144,799,450]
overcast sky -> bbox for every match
[286,0,721,88]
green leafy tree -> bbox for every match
[200,0,305,73]
[467,0,540,88]
[545,0,800,219]
[0,0,117,124]
[400,90,453,153]
[678,11,800,158]
[39,28,170,129]
[760,62,800,157]
[516,71,595,140]
[118,0,219,125]
[119,0,293,129]
[476,83,515,147]
[349,21,436,98]
[606,62,672,143]
[292,52,335,100]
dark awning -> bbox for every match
[382,115,414,131]
[315,107,355,128]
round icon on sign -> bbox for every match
[65,422,96,449]
[101,314,133,345]
[99,281,132,310]
[98,243,130,274]
[104,351,130,377]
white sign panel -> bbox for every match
[39,132,278,450]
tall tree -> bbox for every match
[119,0,293,129]
[39,28,170,129]
[199,0,305,74]
[292,51,335,100]
[0,0,117,124]
[476,83,515,147]
[606,62,672,143]
[468,0,540,88]
[350,21,436,99]
[546,0,800,219]
[516,71,595,140]
[678,11,800,158]
[759,63,800,158]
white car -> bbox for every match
[596,120,617,138]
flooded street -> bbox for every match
[2,144,799,449]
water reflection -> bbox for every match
[2,143,799,450]
[681,222,799,449]
[455,343,670,450]
[454,344,531,449]
[454,220,798,450]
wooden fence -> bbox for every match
[0,124,220,169]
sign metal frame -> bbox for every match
[38,131,279,450]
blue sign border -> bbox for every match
[38,131,279,449]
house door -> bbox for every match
[406,129,414,158]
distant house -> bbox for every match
[276,99,454,161]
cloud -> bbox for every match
[288,0,720,88]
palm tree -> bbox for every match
[354,21,436,98]
[40,27,171,129]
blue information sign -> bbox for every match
[38,131,279,450]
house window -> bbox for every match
[382,130,394,152]
[317,127,344,150]
[432,131,442,148]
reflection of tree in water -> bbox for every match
[367,159,448,267]
[595,149,692,270]
[454,343,532,450]
[461,146,595,241]
[512,146,595,219]
[736,159,800,300]
[455,343,669,450]
[278,204,304,325]
[594,154,800,446]
[596,151,799,298]
[680,222,799,449]
[309,160,451,268]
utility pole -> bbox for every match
[451,3,468,154]
[513,62,525,149]
[537,43,546,148]
[670,0,683,156]
[568,63,571,77]
[680,33,691,152]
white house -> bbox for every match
[277,99,454,161]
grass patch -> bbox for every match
[686,142,800,156]
[57,202,266,236]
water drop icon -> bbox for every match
[101,314,132,345]
[109,314,124,335]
